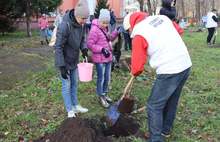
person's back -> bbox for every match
[131,15,191,74]
[205,9,218,45]
[38,15,48,30]
[206,11,218,28]
[123,12,192,142]
[110,11,116,25]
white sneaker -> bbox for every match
[99,96,110,108]
[67,110,76,118]
[73,105,88,113]
[105,95,113,103]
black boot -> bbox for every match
[46,39,49,45]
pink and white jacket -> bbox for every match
[38,17,49,30]
[87,19,118,63]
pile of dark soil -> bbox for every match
[103,114,140,137]
[34,118,113,142]
[118,95,135,114]
[34,115,146,142]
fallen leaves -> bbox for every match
[197,133,215,142]
[41,118,49,126]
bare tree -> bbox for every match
[146,0,153,15]
[152,0,159,15]
[200,0,206,16]
[137,0,220,18]
[180,0,185,17]
[195,0,201,23]
[212,0,215,9]
[26,0,32,37]
[137,0,144,11]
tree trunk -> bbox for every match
[146,0,153,15]
[181,0,185,17]
[212,0,215,9]
[26,0,32,37]
[152,0,158,15]
[195,0,201,23]
[137,0,144,11]
[200,0,206,16]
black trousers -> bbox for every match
[207,28,216,44]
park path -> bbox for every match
[0,46,53,90]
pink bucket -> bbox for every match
[77,59,93,82]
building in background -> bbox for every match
[124,0,140,13]
[59,0,125,18]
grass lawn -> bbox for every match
[0,29,220,142]
[0,30,41,49]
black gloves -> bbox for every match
[101,48,110,58]
[60,66,69,79]
[81,48,88,58]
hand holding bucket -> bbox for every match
[77,57,94,82]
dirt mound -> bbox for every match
[34,115,145,142]
[103,114,140,137]
[34,118,113,142]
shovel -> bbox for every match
[117,75,135,114]
[105,75,135,126]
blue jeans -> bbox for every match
[147,68,190,142]
[40,28,49,39]
[61,68,78,112]
[96,62,112,96]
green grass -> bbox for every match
[0,30,42,48]
[0,30,39,41]
[0,29,220,142]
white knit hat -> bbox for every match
[123,13,133,30]
[99,9,110,22]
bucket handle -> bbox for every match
[83,57,88,63]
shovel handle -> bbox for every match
[120,75,135,100]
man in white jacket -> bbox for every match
[123,12,192,142]
[206,9,219,45]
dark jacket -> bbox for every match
[160,7,176,20]
[54,9,86,70]
[110,11,116,25]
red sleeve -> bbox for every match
[173,21,184,36]
[131,35,148,76]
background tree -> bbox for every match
[195,0,201,24]
[137,0,144,12]
[180,0,185,18]
[146,0,153,15]
[23,0,62,37]
[152,0,159,15]
[212,0,215,9]
[94,0,109,18]
[0,0,24,35]
[0,0,62,37]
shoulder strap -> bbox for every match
[94,25,110,42]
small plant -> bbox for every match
[94,0,109,18]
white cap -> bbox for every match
[123,13,133,30]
